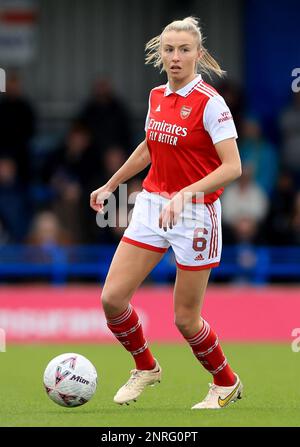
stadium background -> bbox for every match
[0,0,300,427]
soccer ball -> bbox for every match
[43,353,98,407]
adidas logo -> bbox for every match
[194,253,204,261]
[155,104,161,112]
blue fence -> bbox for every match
[0,244,299,285]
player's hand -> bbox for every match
[90,184,115,213]
[159,191,188,231]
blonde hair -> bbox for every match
[145,16,225,78]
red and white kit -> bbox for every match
[123,74,238,270]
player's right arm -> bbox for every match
[90,139,151,213]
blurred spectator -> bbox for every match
[78,77,132,158]
[0,217,10,245]
[290,191,300,245]
[0,157,31,242]
[279,92,300,183]
[51,182,85,244]
[43,122,97,186]
[101,145,127,184]
[0,71,36,185]
[239,116,278,195]
[233,217,260,284]
[222,165,269,229]
[232,217,260,244]
[26,210,73,247]
[223,198,266,284]
[265,171,296,245]
[91,146,133,243]
[43,122,98,243]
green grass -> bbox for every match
[1,343,300,427]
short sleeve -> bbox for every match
[203,96,238,144]
[144,92,151,132]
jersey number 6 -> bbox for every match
[192,227,208,252]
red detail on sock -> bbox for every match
[186,321,236,386]
[106,306,132,325]
[107,306,155,371]
[186,322,209,344]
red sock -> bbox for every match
[106,305,156,371]
[185,319,236,386]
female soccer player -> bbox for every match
[90,17,243,409]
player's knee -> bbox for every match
[101,287,130,316]
[101,289,121,315]
[174,314,195,334]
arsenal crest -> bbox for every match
[180,105,192,119]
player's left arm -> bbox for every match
[159,138,242,231]
[180,94,242,198]
[181,137,242,197]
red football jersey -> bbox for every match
[143,74,237,203]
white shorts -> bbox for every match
[122,189,222,270]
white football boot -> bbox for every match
[114,360,162,405]
[192,373,243,409]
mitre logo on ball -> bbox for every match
[43,353,98,407]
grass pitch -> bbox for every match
[1,343,300,427]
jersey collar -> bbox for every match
[164,74,202,97]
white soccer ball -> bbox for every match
[43,353,98,407]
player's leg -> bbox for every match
[101,240,164,404]
[102,188,169,317]
[173,267,236,380]
[101,239,165,316]
[102,239,164,368]
[173,267,243,409]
